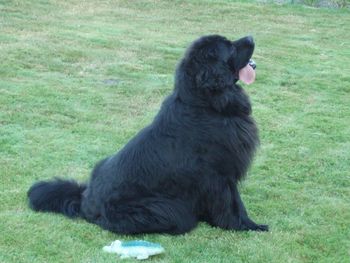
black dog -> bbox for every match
[28,35,268,234]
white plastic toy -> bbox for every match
[103,240,164,260]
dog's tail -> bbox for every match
[27,179,86,218]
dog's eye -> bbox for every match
[225,46,236,64]
[230,45,237,58]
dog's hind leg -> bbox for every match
[94,196,197,235]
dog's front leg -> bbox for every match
[231,184,269,231]
[205,185,240,230]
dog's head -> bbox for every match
[175,35,256,112]
[187,35,255,86]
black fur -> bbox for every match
[28,35,268,234]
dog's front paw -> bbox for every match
[254,224,269,232]
[241,217,269,232]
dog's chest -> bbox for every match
[202,116,258,178]
[205,115,258,147]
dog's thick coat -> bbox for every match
[28,35,268,234]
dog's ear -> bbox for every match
[193,63,250,114]
[195,64,232,94]
[201,46,218,61]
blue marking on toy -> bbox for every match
[121,240,162,248]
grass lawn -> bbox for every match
[1,0,349,262]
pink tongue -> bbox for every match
[239,64,256,85]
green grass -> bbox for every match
[1,0,349,262]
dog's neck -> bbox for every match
[174,76,252,116]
